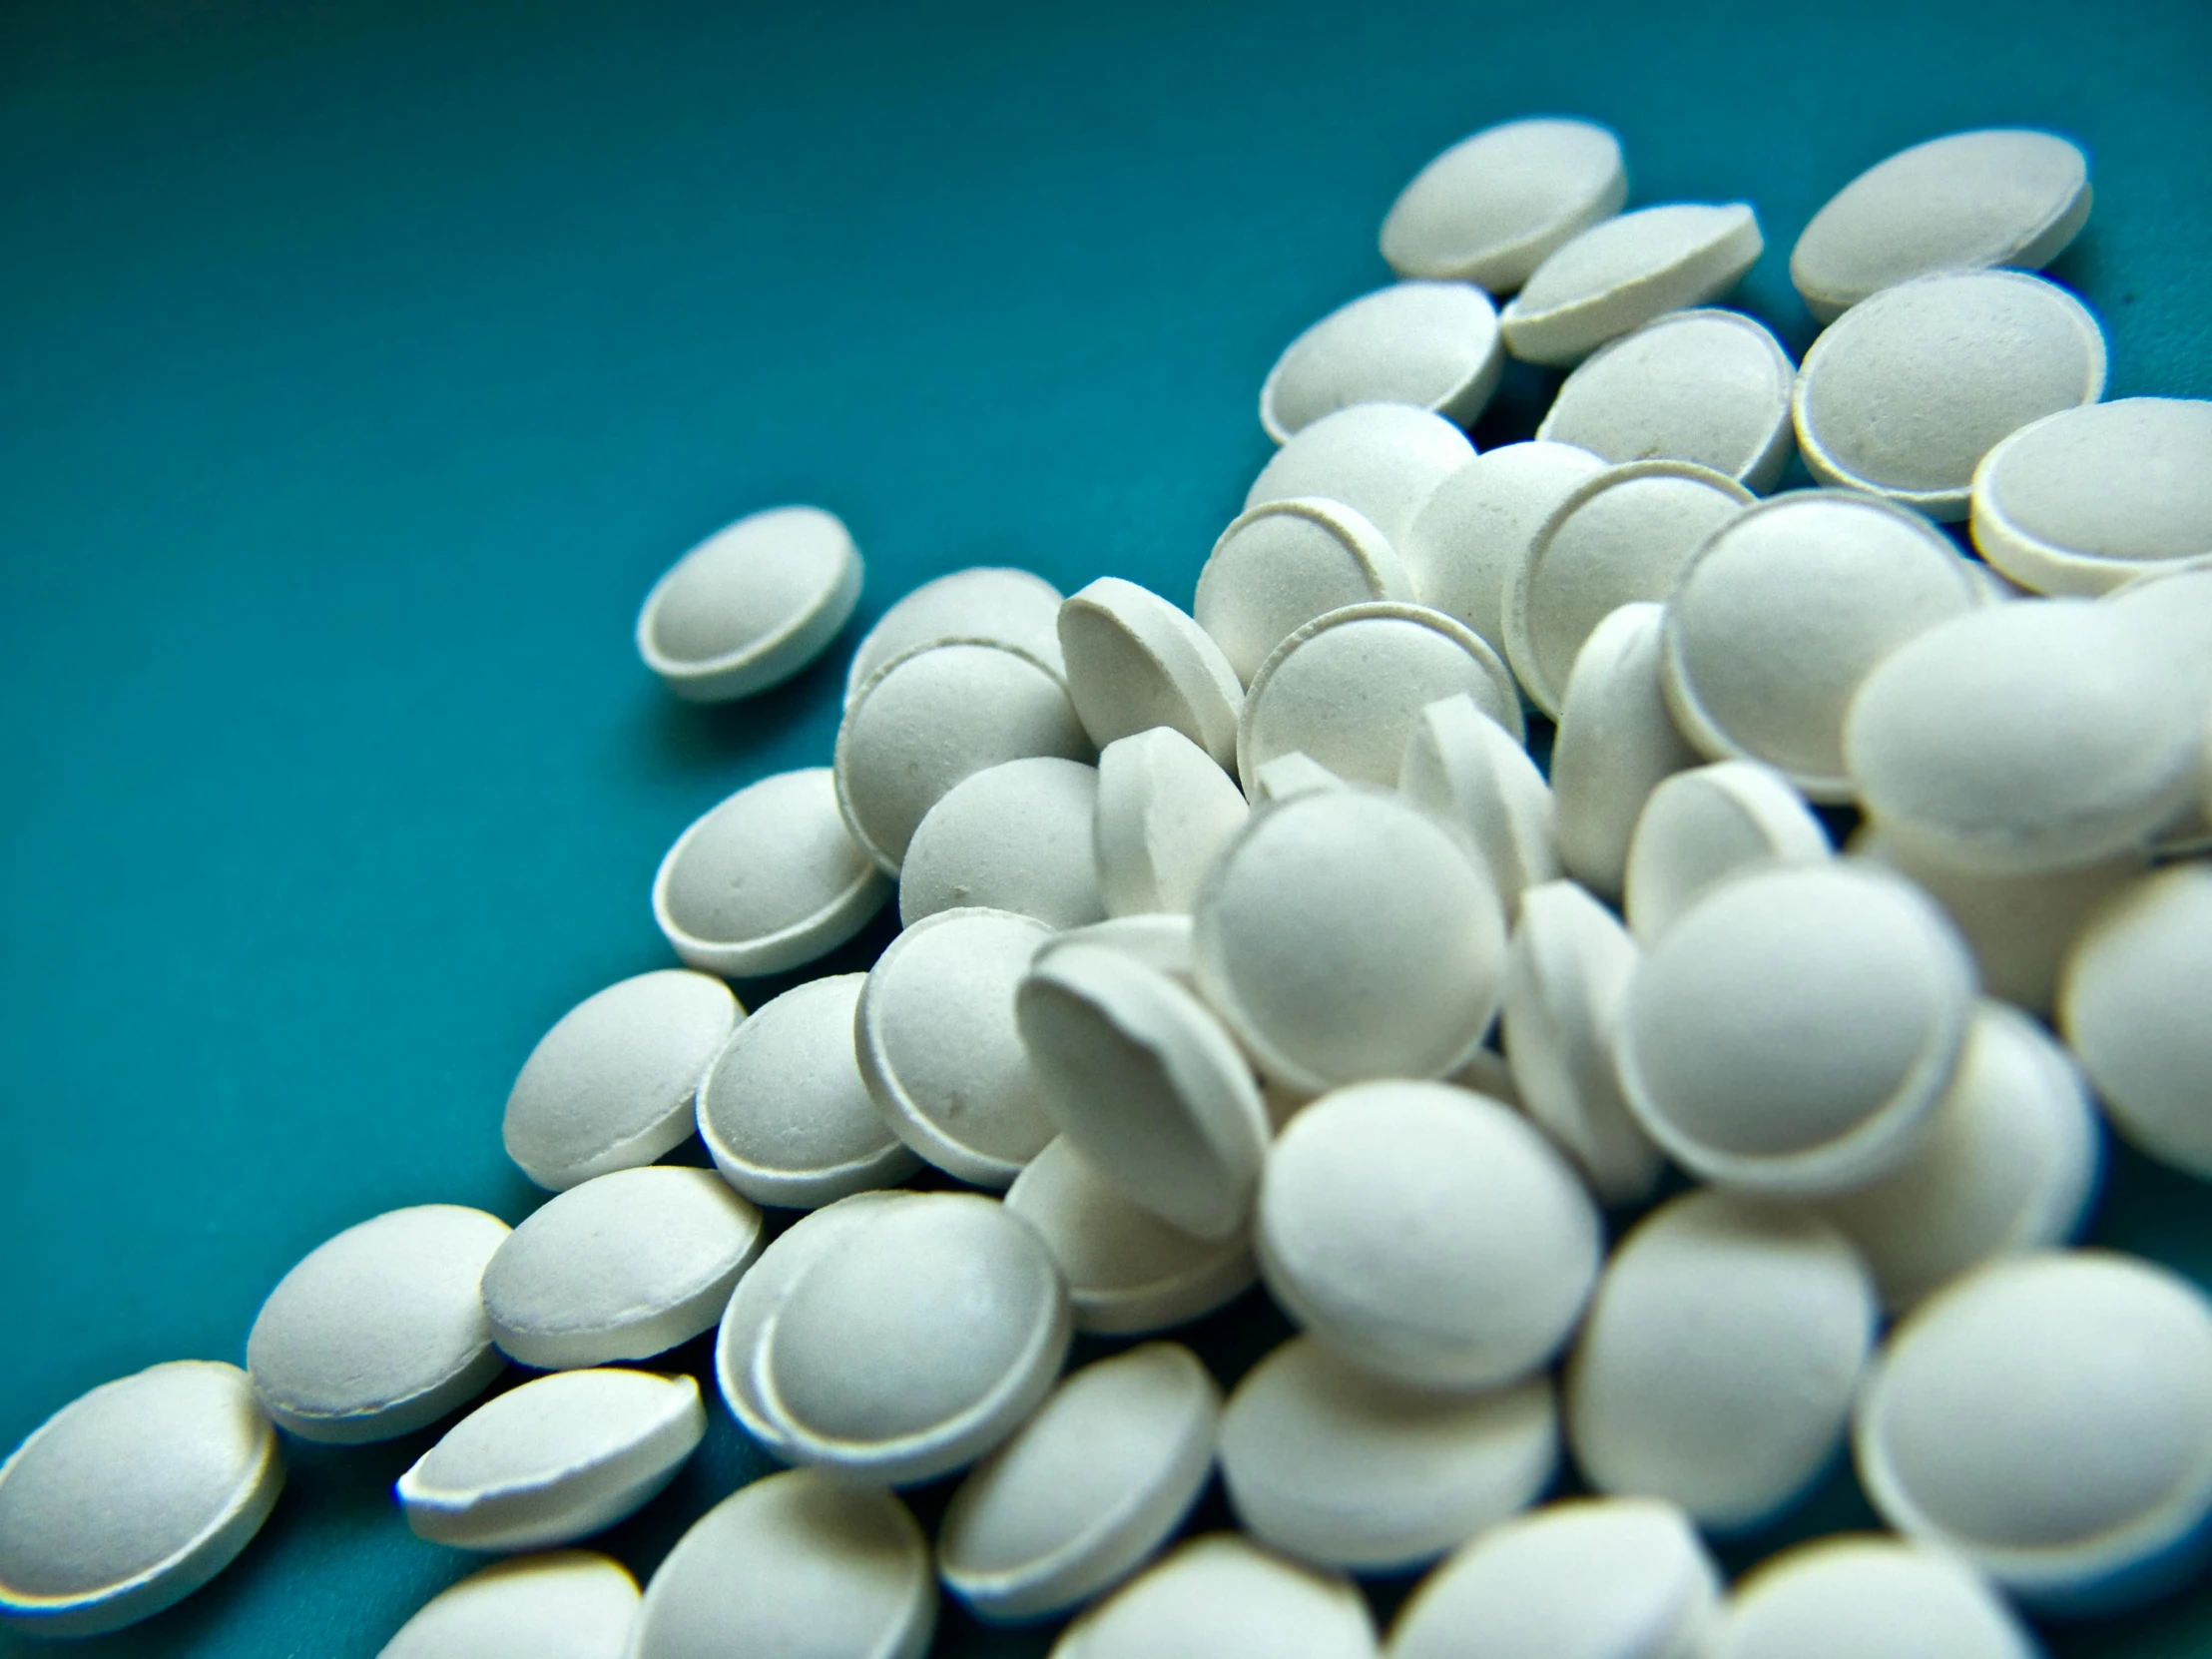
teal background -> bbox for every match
[4,0,2210,1652]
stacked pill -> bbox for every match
[5,107,2210,1659]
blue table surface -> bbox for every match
[5,0,2211,1652]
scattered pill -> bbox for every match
[377,1550,640,1659]
[899,755,1106,929]
[1093,728,1251,918]
[1260,281,1503,443]
[1034,911,1199,988]
[1381,117,1627,292]
[1398,693,1559,922]
[845,566,1065,704]
[1244,403,1475,549]
[1196,497,1413,689]
[635,505,863,702]
[1621,761,1831,943]
[1499,203,1764,367]
[1710,1534,2040,1659]
[1060,577,1245,768]
[1049,1532,1380,1659]
[1399,441,1606,659]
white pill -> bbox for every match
[1250,750,1349,803]
[1843,598,2204,873]
[1499,204,1764,367]
[1709,1535,2040,1659]
[1537,309,1796,492]
[1499,880,1659,1206]
[1060,577,1245,768]
[1791,128,2091,323]
[855,905,1058,1187]
[248,1204,511,1443]
[1384,1496,1721,1659]
[1450,1044,1521,1111]
[1094,728,1251,918]
[1034,912,1198,989]
[1856,1250,2212,1609]
[1004,1137,1256,1336]
[651,768,891,978]
[1398,693,1559,922]
[1794,270,2106,521]
[1241,601,1523,793]
[845,565,1064,704]
[1567,1190,1876,1531]
[629,1468,934,1659]
[636,505,863,703]
[1502,460,1753,718]
[2060,863,2212,1179]
[939,1343,1220,1622]
[480,1167,765,1370]
[1549,602,1702,898]
[397,1369,704,1551]
[1381,117,1627,292]
[1194,789,1507,1092]
[378,1551,639,1659]
[1260,281,1504,443]
[835,638,1092,874]
[0,1362,280,1638]
[1622,761,1832,943]
[501,969,740,1193]
[755,1192,1071,1485]
[695,973,919,1209]
[1197,498,1414,692]
[1820,1001,2100,1312]
[1244,403,1476,549]
[1618,861,1974,1195]
[899,756,1105,929]
[1049,1533,1379,1659]
[1260,1080,1600,1389]
[1972,397,2212,595]
[1399,441,1607,660]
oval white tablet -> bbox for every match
[1499,204,1764,367]
[1502,460,1752,718]
[1196,497,1413,689]
[1708,1534,2040,1659]
[845,565,1064,705]
[1538,309,1796,491]
[1621,761,1832,942]
[1398,693,1559,922]
[1261,281,1503,443]
[1094,728,1251,918]
[1856,1250,2212,1609]
[480,1167,765,1370]
[756,1192,1071,1485]
[899,756,1105,929]
[1381,117,1627,291]
[0,1362,281,1638]
[1244,402,1475,549]
[378,1551,639,1659]
[396,1369,705,1552]
[629,1469,934,1659]
[855,905,1058,1187]
[1050,1533,1379,1659]
[1794,270,2106,520]
[940,1343,1220,1622]
[636,505,863,702]
[1194,789,1507,1093]
[248,1204,511,1443]
[1060,577,1245,767]
[652,768,891,978]
[1399,441,1606,659]
[501,969,740,1193]
[696,973,920,1208]
[1566,1190,1876,1532]
[1791,128,2091,322]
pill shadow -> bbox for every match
[627,618,859,783]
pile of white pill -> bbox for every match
[4,111,2210,1659]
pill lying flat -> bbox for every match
[1621,762,1831,943]
[0,1362,281,1638]
[1050,1533,1380,1659]
[1260,281,1503,443]
[1398,693,1559,923]
[1093,728,1251,918]
[1244,403,1475,549]
[1060,577,1245,768]
[377,1551,640,1659]
[1196,498,1413,689]
[1706,1535,2040,1659]
[636,504,863,702]
[845,566,1065,705]
[1381,117,1626,291]
[1499,204,1764,367]
[899,756,1105,929]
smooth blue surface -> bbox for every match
[3,0,2210,1653]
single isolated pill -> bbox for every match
[1503,459,1752,718]
[695,973,920,1209]
[1793,270,2106,521]
[1856,1250,2212,1610]
[1259,281,1504,444]
[1195,497,1413,689]
[1093,728,1251,918]
[1537,308,1797,492]
[628,1468,935,1659]
[1399,441,1606,659]
[844,565,1065,704]
[479,1166,765,1370]
[754,1192,1072,1486]
[1618,861,1975,1195]
[1049,1533,1380,1659]
[1380,116,1627,291]
[1059,577,1245,768]
[898,756,1105,930]
[939,1343,1221,1623]
[1221,1337,1556,1572]
[1398,693,1560,923]
[1384,1496,1722,1659]
[396,1369,705,1552]
[1499,203,1765,367]
[636,504,863,702]
[856,905,1058,1187]
[1791,128,2092,323]
[1567,1190,1877,1532]
[0,1362,281,1638]
[377,1551,640,1659]
[1244,402,1475,549]
[247,1204,511,1443]
[652,767,891,978]
[1621,761,1832,943]
[501,969,740,1193]
[1034,912,1198,989]
[1707,1534,2040,1659]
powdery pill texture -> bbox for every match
[1621,761,1831,944]
[1243,402,1475,549]
[1260,281,1503,443]
[1059,577,1245,768]
[844,565,1064,704]
[636,504,863,702]
[1050,1533,1380,1659]
[1093,728,1252,918]
[898,755,1105,929]
[0,1362,281,1638]
[377,1550,640,1659]
[1498,203,1764,367]
[1196,498,1413,690]
[1397,693,1560,923]
[1707,1534,2041,1659]
[1381,117,1627,291]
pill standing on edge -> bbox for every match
[844,565,1065,705]
[1398,693,1560,924]
[1260,281,1503,443]
[1059,577,1246,768]
[1092,728,1251,919]
[1621,761,1831,944]
[1049,1532,1381,1659]
[1244,403,1475,549]
[1034,912,1199,989]
[1196,497,1413,689]
[1498,203,1764,367]
[376,1550,640,1659]
[1381,116,1627,291]
[898,756,1106,930]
